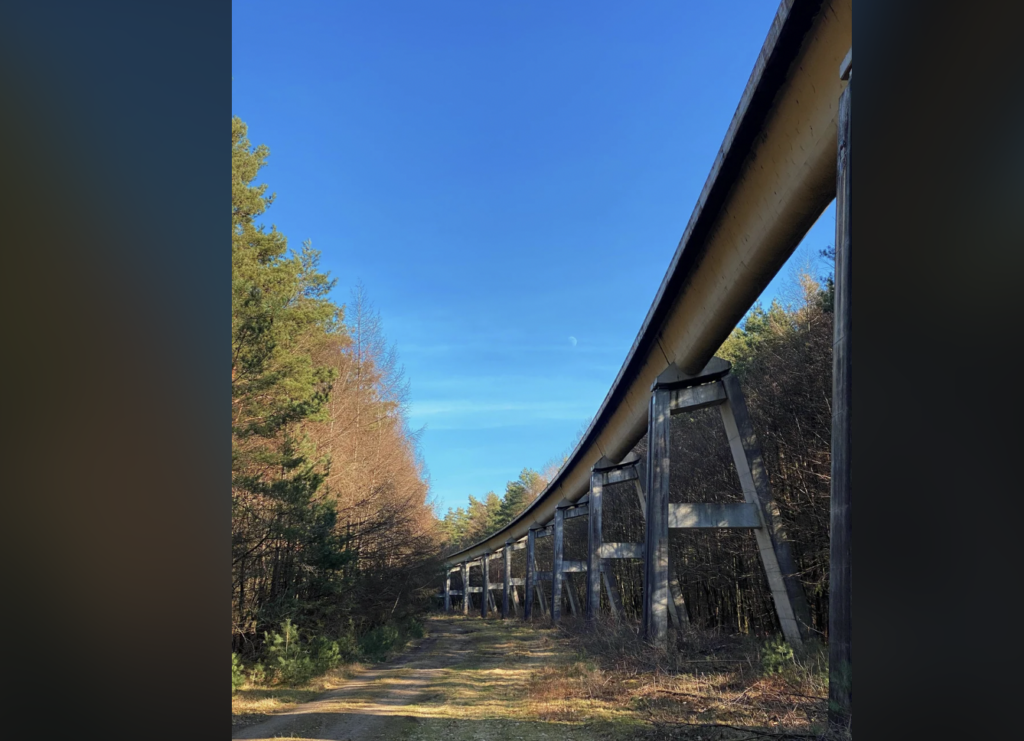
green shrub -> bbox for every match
[310,635,342,673]
[248,661,267,686]
[251,617,427,683]
[232,653,246,692]
[359,624,401,662]
[761,635,795,675]
[265,618,315,685]
[405,618,425,639]
[334,629,360,662]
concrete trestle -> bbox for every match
[442,0,851,728]
[444,363,811,651]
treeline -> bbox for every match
[231,116,440,664]
[439,468,547,554]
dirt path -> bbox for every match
[231,615,827,740]
[231,616,631,741]
[232,619,481,740]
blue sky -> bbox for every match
[232,0,836,515]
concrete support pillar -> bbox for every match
[635,451,688,630]
[524,528,537,620]
[481,553,490,618]
[586,468,604,622]
[461,562,469,616]
[444,570,451,613]
[829,60,853,730]
[551,507,565,624]
[642,388,672,647]
[502,541,512,619]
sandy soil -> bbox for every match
[232,619,481,740]
[231,615,829,741]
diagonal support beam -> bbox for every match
[600,560,624,619]
[524,528,537,621]
[566,575,580,616]
[535,579,549,617]
[720,373,812,646]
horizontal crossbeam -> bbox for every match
[599,542,644,559]
[668,502,761,529]
[601,466,639,485]
[563,504,589,519]
[668,381,727,414]
[562,560,587,573]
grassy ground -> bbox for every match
[232,660,368,731]
[548,615,838,739]
[231,615,846,740]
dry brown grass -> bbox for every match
[231,661,366,730]
[232,616,848,741]
[532,614,841,739]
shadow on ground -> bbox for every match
[231,616,829,741]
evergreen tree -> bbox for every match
[483,491,503,534]
[440,506,470,550]
[465,495,489,541]
[494,468,544,530]
[231,116,350,645]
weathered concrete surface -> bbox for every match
[667,502,760,529]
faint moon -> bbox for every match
[569,336,577,346]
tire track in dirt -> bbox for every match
[232,620,476,741]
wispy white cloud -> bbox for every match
[396,339,625,356]
[410,398,592,417]
[408,397,596,431]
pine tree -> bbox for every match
[231,116,341,441]
[483,491,504,535]
[231,116,350,645]
[493,468,544,530]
